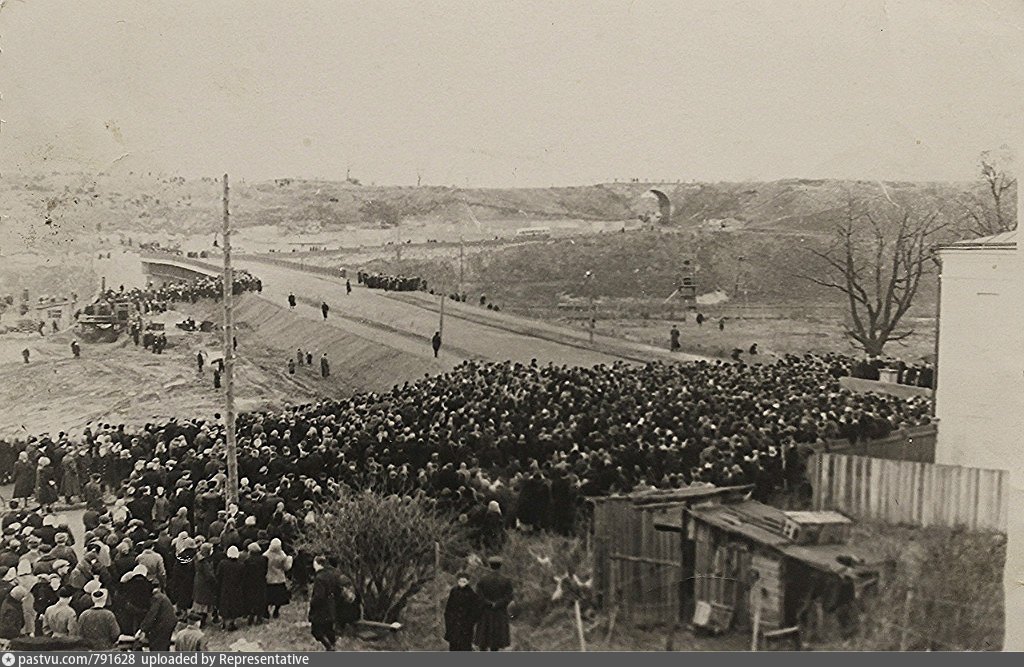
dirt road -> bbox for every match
[235,259,701,368]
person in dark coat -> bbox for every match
[192,544,218,625]
[479,501,506,553]
[242,543,268,625]
[548,471,575,536]
[308,556,338,651]
[12,452,35,500]
[431,331,442,358]
[0,585,27,639]
[216,546,245,630]
[321,302,329,320]
[167,543,196,614]
[35,458,58,510]
[320,354,330,379]
[669,325,681,352]
[140,587,177,651]
[475,557,513,651]
[444,573,481,651]
[288,293,296,309]
[516,473,550,530]
[334,579,361,636]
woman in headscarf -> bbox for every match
[167,538,196,615]
[12,451,36,500]
[191,543,218,626]
[242,543,268,626]
[263,538,292,619]
[215,546,245,630]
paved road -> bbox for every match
[235,259,703,368]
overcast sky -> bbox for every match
[1,0,1021,186]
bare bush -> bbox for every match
[300,490,465,623]
[820,524,1005,651]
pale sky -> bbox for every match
[0,0,1021,187]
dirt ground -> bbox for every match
[0,311,335,438]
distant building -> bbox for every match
[934,231,1022,471]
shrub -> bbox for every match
[300,490,465,623]
[819,524,1005,651]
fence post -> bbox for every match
[574,600,587,652]
[899,590,914,651]
[751,588,762,652]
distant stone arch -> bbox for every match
[648,189,673,223]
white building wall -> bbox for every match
[934,247,1023,471]
[937,241,1024,652]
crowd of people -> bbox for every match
[88,272,263,318]
[0,265,938,650]
[850,357,935,389]
[356,272,426,293]
[0,352,932,541]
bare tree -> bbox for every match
[799,195,950,357]
[961,150,1017,237]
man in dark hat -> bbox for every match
[475,557,513,651]
[308,556,338,650]
[444,571,480,651]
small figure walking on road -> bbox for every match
[213,368,222,389]
[287,359,296,375]
[320,353,330,378]
[431,331,442,358]
[749,342,759,355]
[696,312,705,327]
[70,340,81,358]
[21,348,30,364]
[345,280,352,296]
[197,351,205,373]
[297,348,304,365]
[321,301,329,320]
[288,293,297,310]
[669,325,680,352]
[718,317,726,332]
[306,352,313,366]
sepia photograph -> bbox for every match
[0,0,1021,654]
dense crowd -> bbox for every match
[0,351,934,649]
[1,352,931,532]
[356,272,426,292]
[850,358,935,389]
[89,272,263,317]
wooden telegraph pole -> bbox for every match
[222,174,239,506]
[458,237,465,296]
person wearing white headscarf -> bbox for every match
[264,538,293,618]
[78,589,120,650]
[216,546,245,630]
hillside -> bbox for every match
[0,171,1007,250]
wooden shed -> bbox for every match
[590,485,752,626]
[685,501,879,637]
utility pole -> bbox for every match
[458,237,465,295]
[439,291,445,337]
[222,174,239,506]
[586,270,596,344]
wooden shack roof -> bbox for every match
[589,484,753,507]
[688,501,880,576]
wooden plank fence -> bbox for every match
[810,452,1007,532]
